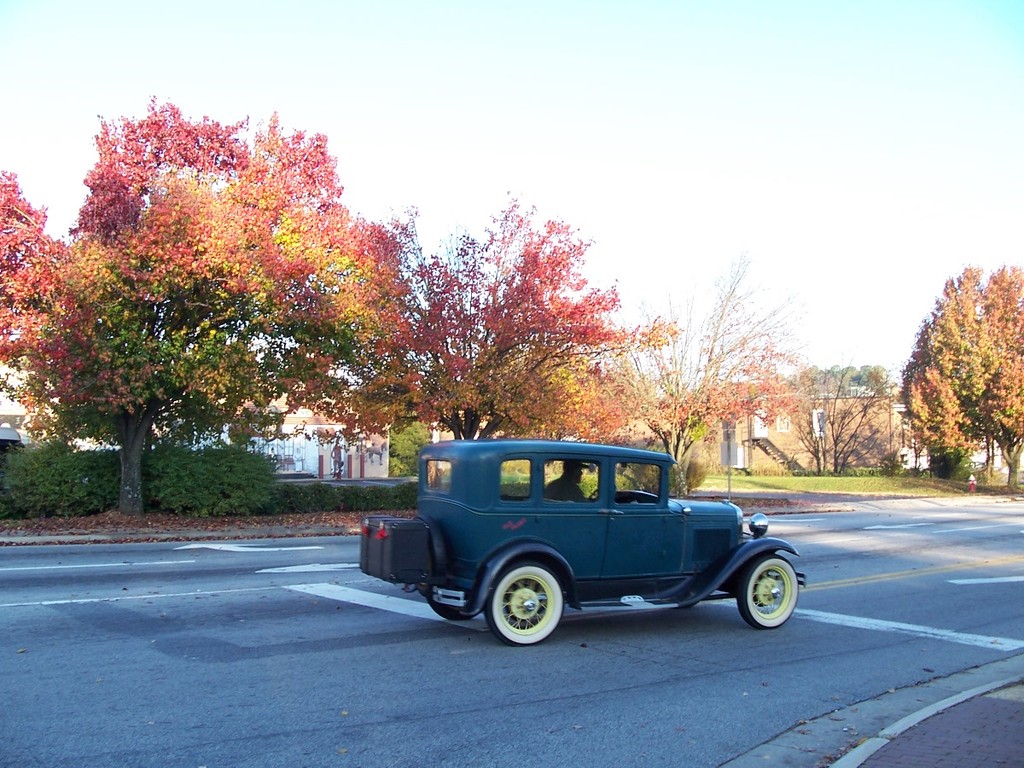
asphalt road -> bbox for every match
[2,497,1022,768]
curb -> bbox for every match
[719,653,1024,767]
[0,526,359,546]
[830,677,1024,767]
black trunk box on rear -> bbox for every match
[360,516,430,583]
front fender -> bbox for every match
[677,537,803,606]
[463,540,577,616]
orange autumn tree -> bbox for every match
[0,102,373,515]
[363,202,625,440]
[903,266,1024,488]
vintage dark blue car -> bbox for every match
[360,439,805,646]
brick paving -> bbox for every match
[856,684,1024,768]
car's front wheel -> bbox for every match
[485,562,564,646]
[736,555,798,629]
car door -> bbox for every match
[600,460,684,578]
[533,456,608,579]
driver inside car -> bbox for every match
[544,460,588,501]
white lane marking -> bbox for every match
[801,537,869,545]
[257,563,359,573]
[778,518,827,523]
[950,576,1024,585]
[796,608,1024,651]
[0,559,196,573]
[934,523,1023,533]
[863,523,933,530]
[0,587,277,609]
[175,543,323,552]
[285,583,485,629]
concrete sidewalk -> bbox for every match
[721,641,1024,767]
[842,677,1024,767]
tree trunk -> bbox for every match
[1002,441,1022,490]
[443,409,478,440]
[114,404,159,517]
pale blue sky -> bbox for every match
[2,0,1022,372]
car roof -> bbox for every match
[420,438,675,465]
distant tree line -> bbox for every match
[3,102,1020,523]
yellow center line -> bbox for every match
[804,554,1024,591]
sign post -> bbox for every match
[721,420,737,500]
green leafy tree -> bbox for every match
[0,102,375,515]
[388,421,431,477]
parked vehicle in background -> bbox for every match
[360,440,805,645]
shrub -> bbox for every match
[0,452,13,518]
[4,442,120,518]
[389,422,431,477]
[927,446,972,481]
[747,464,791,477]
[269,479,417,514]
[878,451,905,477]
[686,459,708,493]
[0,439,416,520]
[144,443,275,517]
[386,480,418,509]
[272,481,341,514]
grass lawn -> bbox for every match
[698,473,993,497]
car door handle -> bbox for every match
[601,509,623,515]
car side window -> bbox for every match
[614,462,662,504]
[500,459,531,501]
[425,460,452,493]
[543,459,599,503]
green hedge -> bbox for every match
[271,479,417,514]
[144,444,276,517]
[4,442,120,518]
[0,441,417,519]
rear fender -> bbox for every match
[463,540,577,616]
[422,517,449,579]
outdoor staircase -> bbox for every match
[750,438,801,471]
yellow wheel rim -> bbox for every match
[501,574,554,636]
[751,565,793,620]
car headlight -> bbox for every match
[747,513,769,538]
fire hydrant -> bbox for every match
[968,474,977,492]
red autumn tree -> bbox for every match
[0,172,65,337]
[0,102,374,515]
[903,266,1024,488]
[618,257,797,494]
[359,201,625,440]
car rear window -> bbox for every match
[425,460,452,493]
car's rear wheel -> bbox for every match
[736,555,798,629]
[485,562,564,646]
[426,593,471,621]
